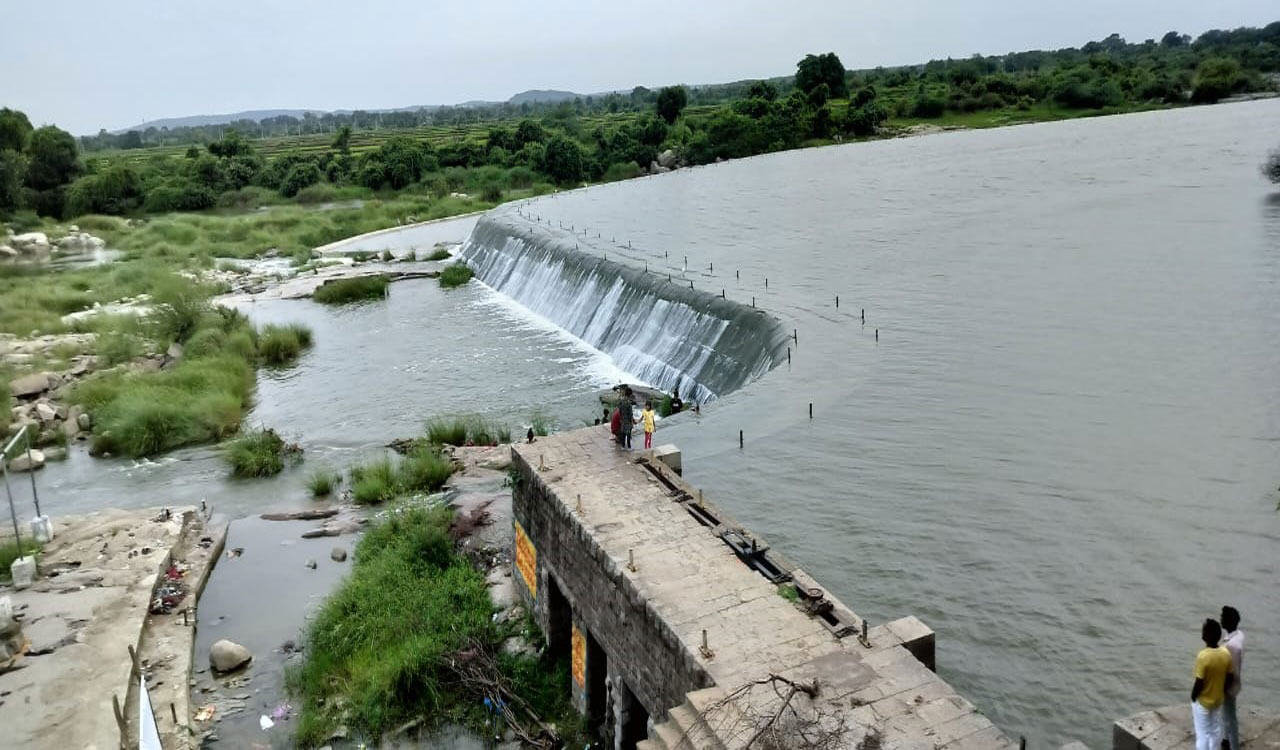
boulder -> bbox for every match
[165,342,183,361]
[42,447,67,462]
[34,403,56,423]
[209,639,253,672]
[77,412,92,431]
[11,232,49,250]
[8,450,45,472]
[657,149,678,169]
[0,245,15,259]
[330,547,348,562]
[68,225,79,232]
[9,372,53,398]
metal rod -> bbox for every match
[809,403,813,419]
[836,295,839,308]
[739,429,743,448]
[3,458,21,554]
[787,347,791,364]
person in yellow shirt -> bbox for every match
[641,401,656,450]
[1190,618,1235,750]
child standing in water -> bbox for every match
[642,401,656,450]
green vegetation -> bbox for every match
[288,506,583,747]
[306,468,341,497]
[312,274,389,304]
[438,263,473,289]
[348,446,454,505]
[777,583,801,603]
[257,323,313,366]
[423,247,452,261]
[425,416,510,446]
[529,411,551,437]
[224,427,300,477]
[0,538,41,582]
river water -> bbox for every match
[492,100,1280,746]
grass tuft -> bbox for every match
[306,469,341,497]
[438,263,473,289]
[348,447,454,505]
[258,322,314,366]
[424,248,451,261]
[312,275,389,304]
[224,428,299,477]
[0,538,42,582]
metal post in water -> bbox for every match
[765,277,769,289]
[689,280,694,290]
[736,269,739,280]
[794,329,798,344]
[787,347,790,364]
[861,308,865,323]
[720,289,725,298]
[739,429,743,448]
[24,430,39,518]
[875,329,879,342]
[809,403,813,419]
[709,262,713,273]
[751,296,755,307]
[836,295,839,308]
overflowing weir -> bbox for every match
[460,207,789,403]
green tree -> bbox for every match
[207,130,253,158]
[25,126,80,191]
[656,85,689,124]
[746,81,779,101]
[66,165,143,216]
[0,108,33,153]
[542,135,585,185]
[280,162,322,197]
[332,125,352,155]
[0,149,27,213]
[514,120,546,148]
[806,82,830,108]
[377,137,428,189]
[796,53,848,99]
[1191,57,1246,103]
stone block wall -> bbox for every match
[509,449,713,724]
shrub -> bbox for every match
[426,417,468,446]
[396,448,453,493]
[224,428,298,478]
[424,247,451,261]
[312,275,389,304]
[258,322,313,366]
[351,457,397,504]
[530,411,551,437]
[307,469,340,497]
[96,330,144,366]
[279,163,322,198]
[438,263,473,289]
[480,182,503,202]
[603,162,642,182]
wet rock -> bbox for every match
[42,447,67,462]
[658,149,678,169]
[7,450,45,473]
[34,403,56,422]
[0,245,15,259]
[304,559,317,569]
[9,372,53,398]
[330,547,347,562]
[300,528,339,539]
[77,412,92,431]
[11,232,50,253]
[209,639,253,672]
[260,509,338,522]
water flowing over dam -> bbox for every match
[460,206,790,403]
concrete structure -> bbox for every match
[1115,704,1280,750]
[510,428,1014,750]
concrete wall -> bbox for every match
[509,449,713,727]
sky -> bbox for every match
[2,0,1276,135]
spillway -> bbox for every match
[460,206,789,404]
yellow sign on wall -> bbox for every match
[514,520,537,598]
[571,624,586,689]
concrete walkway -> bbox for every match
[1115,704,1280,750]
[0,506,223,750]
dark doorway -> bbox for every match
[545,573,572,662]
[620,681,650,749]
[587,631,607,731]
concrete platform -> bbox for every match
[1115,704,1280,750]
[513,428,1014,749]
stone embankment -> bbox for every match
[0,506,225,750]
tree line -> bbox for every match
[2,22,1277,222]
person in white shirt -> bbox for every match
[1220,606,1244,750]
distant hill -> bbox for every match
[115,89,585,134]
[508,89,582,105]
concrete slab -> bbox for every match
[1115,703,1280,750]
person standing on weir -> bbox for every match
[642,400,656,450]
[1220,606,1244,750]
[619,386,635,449]
[1190,618,1234,750]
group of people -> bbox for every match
[1191,606,1245,750]
[605,386,657,450]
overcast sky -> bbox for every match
[3,0,1275,135]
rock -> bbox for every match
[68,225,79,232]
[52,404,67,420]
[0,245,15,259]
[34,403,56,422]
[300,528,340,539]
[77,412,92,431]
[304,560,317,569]
[165,342,183,361]
[209,639,253,672]
[7,450,45,473]
[11,232,49,250]
[330,547,347,562]
[9,372,53,398]
[657,149,678,169]
[501,635,538,659]
[329,725,349,741]
[260,509,338,522]
[42,447,67,462]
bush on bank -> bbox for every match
[312,275,389,304]
[224,427,300,477]
[348,446,454,505]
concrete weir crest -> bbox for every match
[509,428,1014,750]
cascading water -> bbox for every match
[460,207,788,403]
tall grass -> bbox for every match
[438,263,473,289]
[306,469,341,497]
[348,447,455,505]
[312,275,389,304]
[425,416,510,446]
[224,428,298,477]
[287,506,493,745]
[424,248,452,261]
[258,322,314,366]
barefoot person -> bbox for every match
[642,400,656,450]
[1191,618,1234,750]
[1220,606,1244,750]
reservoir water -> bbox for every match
[464,100,1280,747]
